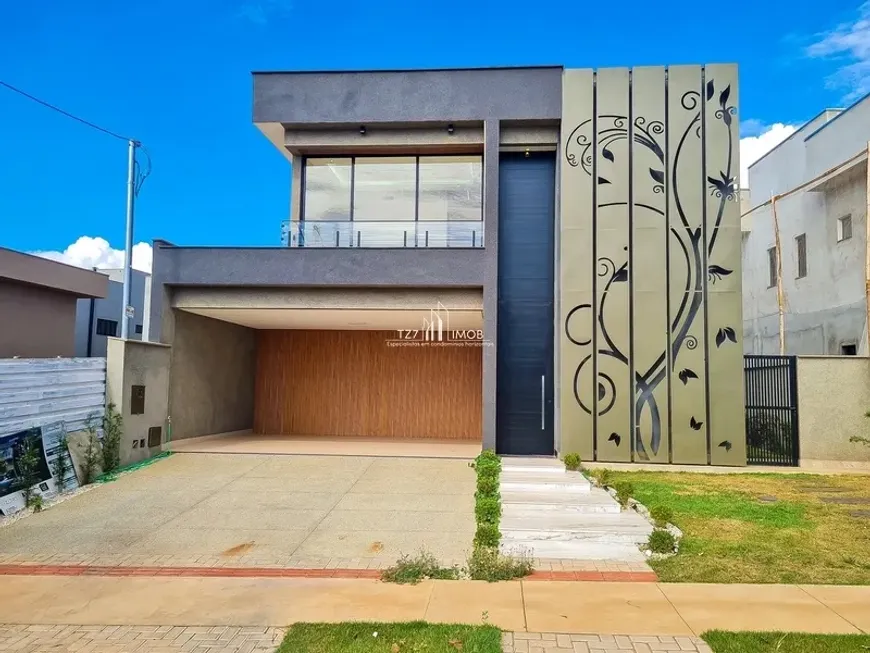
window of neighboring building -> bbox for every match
[767,247,778,288]
[841,343,858,356]
[135,324,143,335]
[795,233,807,279]
[302,158,352,221]
[418,156,483,221]
[96,319,118,337]
[838,214,852,242]
[352,157,416,221]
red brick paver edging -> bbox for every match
[0,564,657,582]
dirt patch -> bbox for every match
[368,541,384,553]
[222,541,256,557]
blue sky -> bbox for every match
[2,0,870,270]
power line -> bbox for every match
[0,80,133,143]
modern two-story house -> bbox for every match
[148,64,746,465]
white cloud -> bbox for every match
[32,236,153,274]
[808,2,870,100]
[739,123,798,188]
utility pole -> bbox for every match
[121,139,138,340]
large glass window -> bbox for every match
[302,155,483,223]
[352,157,416,221]
[418,156,483,221]
[302,158,352,221]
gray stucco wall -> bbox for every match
[168,310,257,440]
[254,67,562,124]
[106,338,171,466]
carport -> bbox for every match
[163,287,484,452]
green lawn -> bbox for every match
[703,631,870,652]
[276,622,502,653]
[609,471,870,584]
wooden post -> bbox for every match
[865,142,870,355]
[771,194,786,355]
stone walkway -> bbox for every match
[0,625,285,652]
[503,633,712,652]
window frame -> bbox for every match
[95,318,118,337]
[795,233,807,279]
[300,154,484,225]
[767,246,778,289]
[838,214,852,242]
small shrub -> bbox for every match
[476,474,499,496]
[381,550,460,584]
[467,546,533,582]
[648,528,677,554]
[649,505,674,527]
[474,523,501,548]
[51,433,71,492]
[475,494,501,524]
[562,452,582,471]
[101,402,123,474]
[82,413,102,485]
[15,434,42,508]
[473,449,500,469]
[26,494,44,513]
[614,481,634,507]
[588,468,613,487]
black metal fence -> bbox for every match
[744,355,800,466]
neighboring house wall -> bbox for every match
[74,270,150,357]
[743,103,869,355]
[167,310,256,440]
[0,279,79,358]
[797,356,870,466]
[0,247,107,358]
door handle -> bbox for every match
[541,374,545,430]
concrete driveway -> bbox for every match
[0,453,476,569]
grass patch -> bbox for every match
[611,471,870,584]
[277,622,502,653]
[381,551,460,585]
[703,631,870,652]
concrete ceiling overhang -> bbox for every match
[172,287,484,331]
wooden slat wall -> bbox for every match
[254,330,482,440]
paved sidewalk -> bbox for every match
[0,576,868,636]
[0,624,285,652]
[503,632,712,652]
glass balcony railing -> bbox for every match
[280,220,485,248]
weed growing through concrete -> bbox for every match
[380,550,461,584]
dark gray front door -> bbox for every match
[496,152,556,455]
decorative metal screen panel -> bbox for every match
[560,65,745,465]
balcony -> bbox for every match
[281,220,485,248]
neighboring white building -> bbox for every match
[74,268,151,357]
[742,102,870,356]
